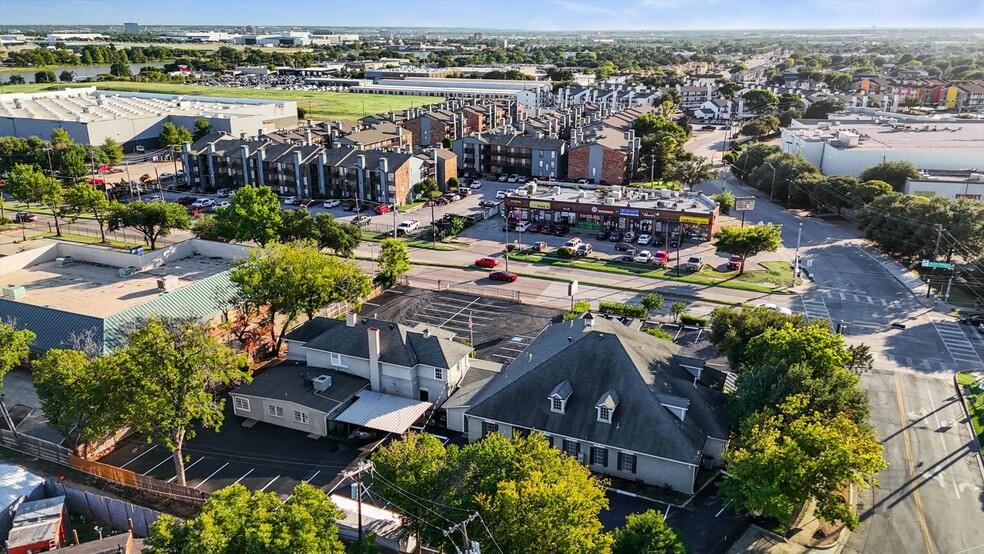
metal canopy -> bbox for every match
[334,391,431,434]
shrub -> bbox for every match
[599,302,648,318]
[646,327,674,341]
[562,311,580,322]
[680,313,708,327]
[572,300,591,313]
[558,246,575,258]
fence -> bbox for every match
[45,479,162,537]
[0,429,70,465]
[15,220,176,249]
[404,275,523,304]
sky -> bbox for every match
[3,0,983,31]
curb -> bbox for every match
[750,523,788,544]
[953,374,984,484]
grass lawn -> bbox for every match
[0,81,444,121]
[397,201,425,212]
[957,372,984,450]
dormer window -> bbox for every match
[596,390,619,424]
[548,380,573,414]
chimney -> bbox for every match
[305,128,312,145]
[379,157,389,173]
[357,154,366,169]
[423,328,430,338]
[346,312,358,327]
[367,327,381,391]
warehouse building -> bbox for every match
[0,87,297,150]
[353,77,552,109]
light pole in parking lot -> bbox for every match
[367,243,376,276]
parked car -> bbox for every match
[191,198,215,208]
[475,257,500,268]
[495,190,507,199]
[958,313,984,326]
[489,270,518,282]
[343,202,356,211]
[527,223,541,233]
[531,241,548,252]
[574,243,593,257]
[653,250,670,265]
[609,231,623,242]
[284,196,298,205]
[445,193,461,202]
[515,221,532,232]
[208,201,231,212]
[507,174,519,183]
[637,234,652,245]
[375,204,391,215]
[577,179,589,185]
[479,200,498,208]
[684,256,703,271]
[160,172,174,180]
[516,176,526,184]
[299,198,316,208]
[623,230,635,242]
[634,250,652,263]
[354,214,371,226]
[471,180,483,189]
[216,188,232,197]
[397,220,419,235]
[756,303,793,316]
[498,174,509,182]
[701,125,716,131]
[504,188,517,196]
[596,231,609,241]
[614,242,633,251]
[565,236,583,248]
[14,211,37,223]
[727,254,744,271]
[323,199,341,208]
[668,235,681,248]
[554,225,570,236]
[176,196,197,205]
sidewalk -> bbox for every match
[726,499,851,554]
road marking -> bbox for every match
[119,444,156,468]
[167,457,204,483]
[304,470,321,483]
[894,373,935,554]
[932,320,983,366]
[715,507,726,517]
[232,468,254,485]
[142,455,173,476]
[260,475,280,492]
[195,462,229,489]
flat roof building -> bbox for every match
[904,169,984,202]
[0,87,297,149]
[353,77,551,108]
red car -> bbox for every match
[489,271,518,282]
[375,204,391,215]
[475,257,500,268]
[653,250,670,265]
[727,254,744,271]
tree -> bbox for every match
[713,191,735,215]
[118,318,248,486]
[740,115,780,137]
[145,483,345,554]
[214,185,282,246]
[8,75,25,85]
[612,509,686,554]
[708,306,808,370]
[159,121,193,149]
[0,322,35,389]
[446,176,461,190]
[858,161,920,192]
[32,349,123,456]
[56,144,90,184]
[742,89,779,114]
[777,93,804,112]
[731,143,780,180]
[7,164,67,236]
[412,178,440,201]
[230,241,372,351]
[192,213,221,241]
[34,70,57,84]
[846,344,874,375]
[851,180,893,207]
[66,182,112,243]
[192,118,212,141]
[804,98,847,119]
[778,109,802,128]
[669,301,686,322]
[277,208,316,243]
[96,137,123,166]
[109,200,191,249]
[377,238,411,287]
[747,152,819,202]
[109,61,133,78]
[313,213,361,256]
[641,292,664,314]
[720,395,887,530]
[712,224,782,275]
[664,157,713,189]
[59,70,74,82]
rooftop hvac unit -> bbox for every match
[157,275,179,293]
[118,266,136,277]
[2,285,26,299]
[55,256,74,267]
[313,375,333,392]
[604,197,616,206]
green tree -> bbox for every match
[377,238,411,287]
[612,509,686,554]
[851,179,894,207]
[7,75,25,85]
[778,109,802,128]
[34,70,57,83]
[313,213,361,256]
[159,121,193,149]
[230,241,372,350]
[670,301,686,322]
[804,98,847,119]
[277,208,316,243]
[97,137,124,166]
[32,349,123,456]
[192,213,221,241]
[713,191,735,215]
[59,70,74,82]
[777,93,804,112]
[118,318,248,486]
[412,178,441,201]
[708,306,808,370]
[858,161,920,192]
[641,292,665,314]
[740,115,780,137]
[731,143,780,181]
[108,200,192,249]
[214,185,282,246]
[0,322,35,389]
[846,344,874,375]
[109,61,133,78]
[664,157,713,189]
[747,152,819,202]
[192,118,212,141]
[447,176,461,190]
[7,163,68,236]
[742,89,779,113]
[55,144,90,184]
[145,483,345,554]
[66,181,112,243]
[712,224,782,275]
[720,395,887,530]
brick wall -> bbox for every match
[601,148,628,185]
[402,117,423,145]
[393,162,412,205]
[462,111,484,133]
[567,145,590,180]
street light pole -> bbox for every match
[368,243,376,276]
[763,162,777,201]
[791,222,802,288]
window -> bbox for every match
[482,421,499,438]
[618,452,637,474]
[598,406,611,422]
[293,410,309,424]
[267,404,284,418]
[590,446,608,467]
[434,367,443,380]
[551,398,564,413]
[562,439,580,457]
[329,353,346,368]
[233,397,250,411]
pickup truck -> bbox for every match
[684,256,703,271]
[397,220,419,235]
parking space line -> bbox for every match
[167,457,204,483]
[260,476,281,492]
[195,461,229,489]
[119,444,156,469]
[232,468,254,485]
[304,470,321,483]
[142,455,174,476]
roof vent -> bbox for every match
[423,328,430,338]
[312,374,333,392]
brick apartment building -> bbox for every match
[453,132,567,180]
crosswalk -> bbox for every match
[873,352,955,373]
[801,296,831,322]
[817,288,921,311]
[932,320,984,368]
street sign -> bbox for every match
[921,260,953,270]
[568,280,578,296]
[734,196,756,211]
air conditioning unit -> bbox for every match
[118,266,136,277]
[2,285,26,299]
[313,375,333,392]
[157,275,179,293]
[55,256,74,267]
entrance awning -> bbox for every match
[335,391,431,434]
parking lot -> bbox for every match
[360,287,561,364]
[97,395,366,499]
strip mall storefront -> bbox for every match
[505,197,718,242]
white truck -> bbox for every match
[397,220,420,235]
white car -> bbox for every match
[634,250,652,263]
[397,220,419,235]
[160,172,174,180]
[284,196,298,205]
[323,199,341,208]
[755,303,794,316]
[565,237,583,248]
[190,198,214,208]
[498,174,509,182]
[516,176,526,184]
[216,189,231,197]
[471,181,482,189]
[504,188,516,196]
[637,234,651,245]
[495,190,507,199]
[213,201,230,210]
[507,174,519,183]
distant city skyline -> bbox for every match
[4,0,984,31]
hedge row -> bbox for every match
[599,301,647,318]
[680,314,708,327]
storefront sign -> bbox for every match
[641,210,659,218]
[530,200,552,209]
[679,215,710,224]
[620,208,639,217]
[507,198,524,206]
[590,206,615,215]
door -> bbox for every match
[419,389,430,402]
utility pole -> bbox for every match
[791,222,802,288]
[443,512,480,554]
[392,205,397,239]
[504,220,510,272]
[431,200,437,247]
[345,461,372,543]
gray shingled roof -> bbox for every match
[466,318,729,465]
